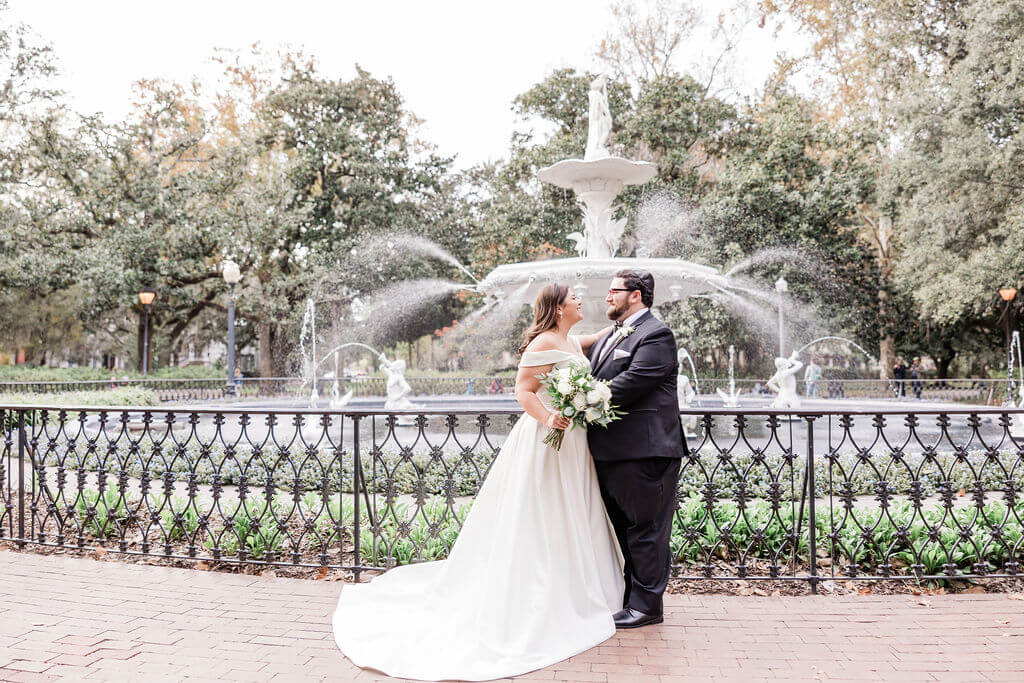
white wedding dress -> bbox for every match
[333,348,624,681]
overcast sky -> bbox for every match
[8,0,801,169]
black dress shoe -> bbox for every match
[612,607,663,629]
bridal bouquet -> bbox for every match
[537,364,621,451]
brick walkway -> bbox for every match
[2,550,1023,682]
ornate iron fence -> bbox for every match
[2,404,1023,590]
[0,377,1009,404]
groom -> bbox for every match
[587,270,686,629]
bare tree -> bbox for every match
[596,0,701,83]
[596,0,757,98]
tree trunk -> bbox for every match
[935,335,956,379]
[257,319,273,377]
[871,212,896,379]
[878,336,895,380]
[270,322,291,377]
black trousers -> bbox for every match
[595,456,681,615]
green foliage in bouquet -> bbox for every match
[536,363,622,450]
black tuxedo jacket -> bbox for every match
[586,310,687,462]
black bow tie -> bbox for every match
[613,320,624,329]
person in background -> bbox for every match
[804,357,822,398]
[893,357,907,397]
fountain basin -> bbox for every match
[537,157,657,189]
[478,256,728,331]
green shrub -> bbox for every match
[0,365,228,382]
[668,495,1023,576]
[205,497,284,561]
[149,495,201,543]
[73,488,127,538]
[360,500,471,566]
[0,387,159,407]
[300,492,364,547]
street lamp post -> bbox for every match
[222,259,242,397]
[999,287,1018,348]
[775,277,788,357]
[137,286,156,375]
[999,287,1018,404]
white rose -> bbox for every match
[572,393,588,410]
[557,367,572,379]
[596,383,612,400]
[586,389,602,404]
[556,379,572,395]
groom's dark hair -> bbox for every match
[615,269,654,307]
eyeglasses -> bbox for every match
[607,288,634,295]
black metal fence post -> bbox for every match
[352,415,362,583]
[17,409,26,548]
[806,415,818,594]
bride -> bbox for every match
[333,283,622,681]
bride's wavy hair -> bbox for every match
[517,284,569,355]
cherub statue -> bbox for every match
[767,352,804,410]
[379,354,417,411]
[677,373,698,438]
[566,231,587,257]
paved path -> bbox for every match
[2,550,1023,682]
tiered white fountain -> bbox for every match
[477,74,728,330]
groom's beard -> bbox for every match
[606,301,630,321]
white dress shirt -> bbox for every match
[596,307,648,361]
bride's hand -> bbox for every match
[546,413,570,430]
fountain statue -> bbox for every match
[677,373,698,438]
[331,386,354,409]
[379,354,418,412]
[477,74,728,330]
[716,344,742,407]
[767,352,803,410]
[676,348,702,399]
[539,72,647,260]
[675,348,701,438]
[585,74,613,161]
